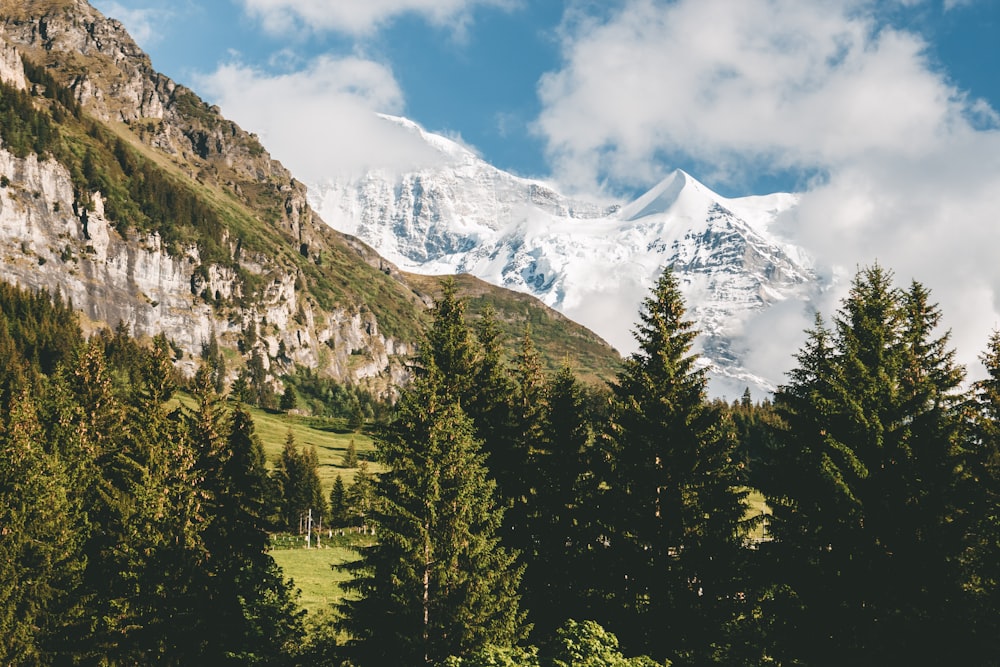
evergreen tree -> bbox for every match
[759,265,972,665]
[422,278,478,402]
[329,474,349,527]
[962,330,1000,657]
[275,431,324,531]
[343,438,359,468]
[196,399,304,664]
[465,305,516,479]
[280,384,297,412]
[347,461,377,531]
[339,362,527,666]
[524,364,608,637]
[601,267,748,663]
[0,384,81,666]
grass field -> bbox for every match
[174,392,377,494]
[270,533,372,617]
[242,405,378,492]
[744,489,771,542]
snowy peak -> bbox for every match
[308,118,817,396]
[376,113,477,163]
[619,169,715,221]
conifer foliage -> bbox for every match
[759,265,973,665]
[600,267,749,663]
[338,287,527,666]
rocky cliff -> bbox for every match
[0,0,421,392]
[0,0,621,393]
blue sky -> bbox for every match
[92,0,1000,198]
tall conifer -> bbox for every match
[761,265,971,665]
[602,267,748,663]
[339,344,526,666]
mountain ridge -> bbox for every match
[309,120,817,396]
[0,0,623,393]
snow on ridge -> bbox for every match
[309,117,818,396]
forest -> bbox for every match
[2,264,1000,666]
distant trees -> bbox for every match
[275,431,325,532]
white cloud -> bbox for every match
[536,0,978,193]
[93,1,172,47]
[239,0,517,36]
[535,0,1000,387]
[193,55,443,182]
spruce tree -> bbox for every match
[964,331,1000,657]
[338,362,527,666]
[0,384,81,666]
[760,265,971,665]
[198,401,304,664]
[329,474,349,527]
[602,267,748,663]
[524,364,607,637]
[276,430,323,531]
[343,438,359,468]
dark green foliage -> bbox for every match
[329,474,350,526]
[0,80,59,159]
[190,386,305,664]
[280,383,298,411]
[283,365,389,423]
[0,283,80,375]
[339,338,527,666]
[0,282,306,664]
[0,384,82,666]
[967,332,1000,656]
[600,267,749,663]
[522,365,611,638]
[343,438,359,468]
[758,265,974,665]
[275,430,326,531]
[441,620,665,667]
[346,461,378,530]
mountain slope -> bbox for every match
[309,118,816,394]
[0,0,621,390]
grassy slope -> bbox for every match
[405,272,622,384]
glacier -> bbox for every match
[310,115,820,398]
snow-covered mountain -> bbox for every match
[310,115,818,396]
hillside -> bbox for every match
[0,0,620,391]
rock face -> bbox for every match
[311,118,818,395]
[0,2,415,392]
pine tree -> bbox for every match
[422,278,478,402]
[338,363,527,666]
[963,331,1000,657]
[347,461,377,531]
[523,364,607,637]
[343,438,359,468]
[329,474,349,527]
[760,265,971,665]
[602,267,748,663]
[280,384,297,412]
[0,383,81,666]
[198,401,304,664]
[275,431,324,531]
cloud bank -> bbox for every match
[194,56,443,182]
[535,0,1000,386]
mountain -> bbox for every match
[0,0,621,393]
[310,117,817,396]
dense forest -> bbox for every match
[2,264,1000,666]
